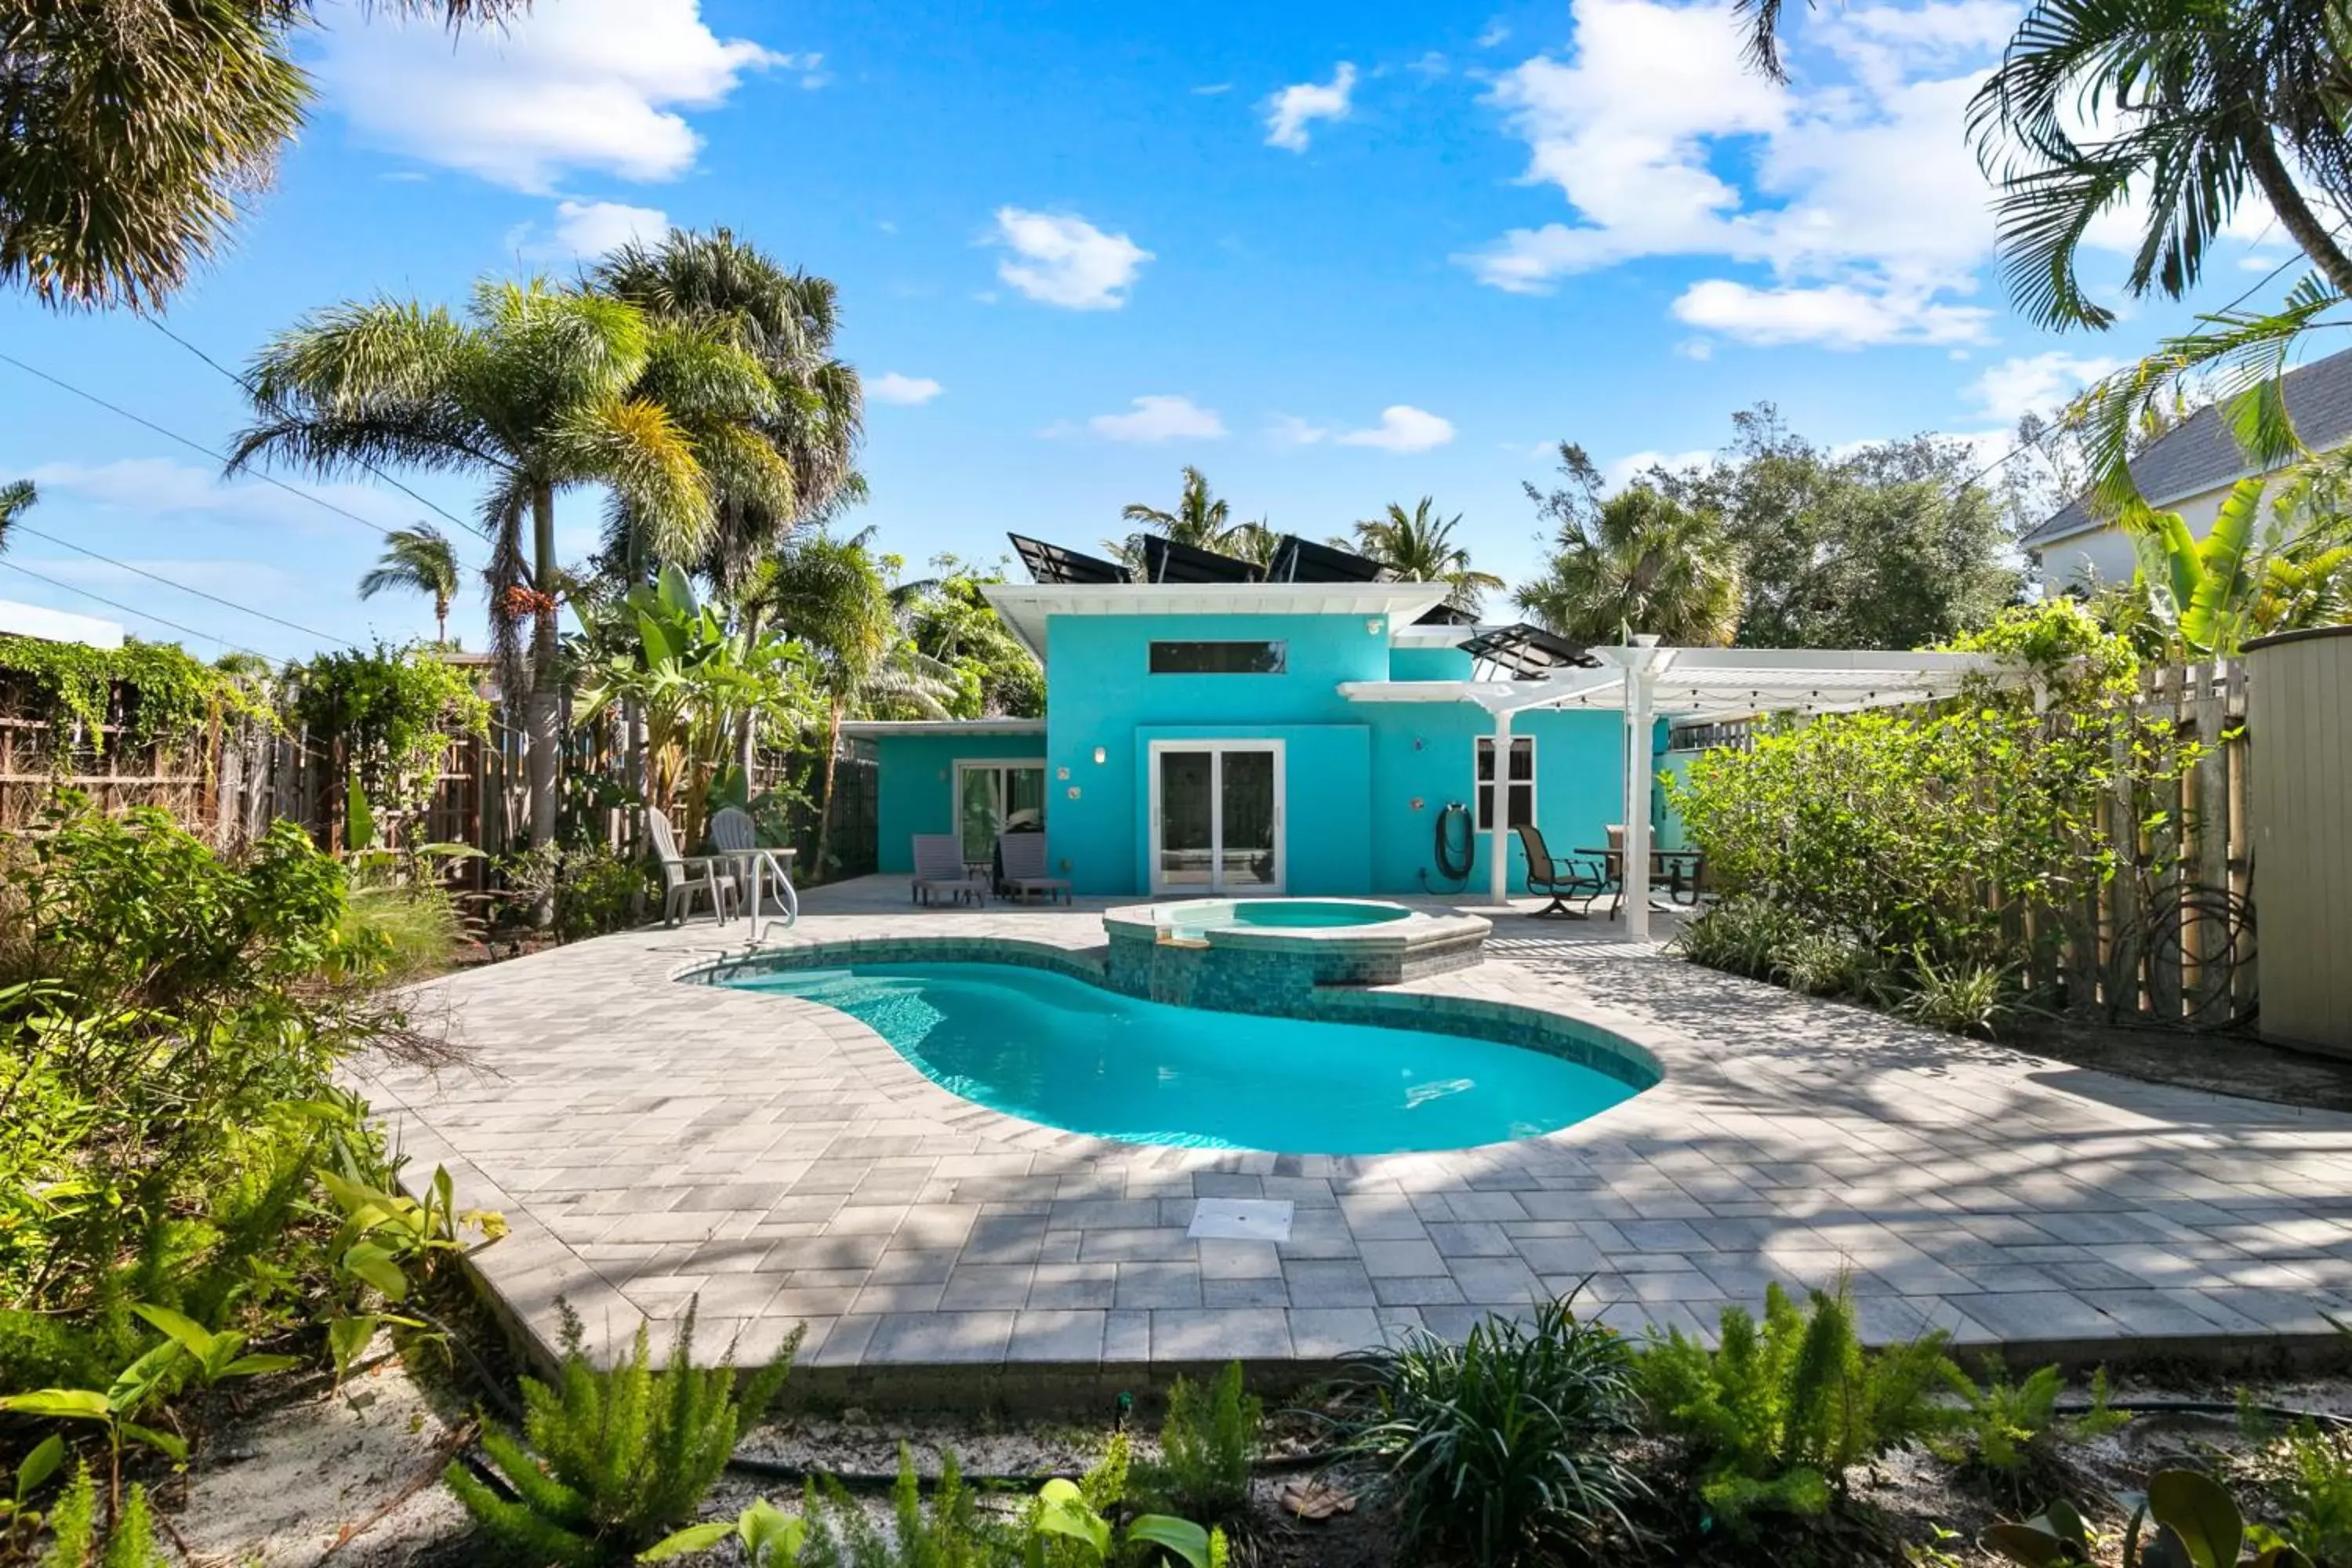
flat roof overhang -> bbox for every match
[980,580,1456,660]
[837,717,1046,739]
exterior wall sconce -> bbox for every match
[1057,765,1070,780]
[1066,785,1082,800]
[1366,618,1384,635]
[1092,746,1107,764]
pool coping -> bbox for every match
[359,899,2352,1410]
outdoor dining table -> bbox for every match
[1575,846,1707,914]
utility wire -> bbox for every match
[140,315,489,541]
[0,348,468,545]
[0,557,274,661]
[5,519,342,644]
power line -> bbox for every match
[140,315,489,541]
[5,520,342,644]
[0,348,478,545]
[0,557,274,661]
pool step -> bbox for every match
[1155,932,1211,950]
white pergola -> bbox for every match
[1339,640,2023,939]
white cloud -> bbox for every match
[1268,415,1330,448]
[1457,0,2013,347]
[989,208,1152,310]
[1966,351,2123,423]
[515,198,670,260]
[1192,82,1234,96]
[1606,448,1718,487]
[869,372,945,406]
[1335,405,1456,452]
[312,0,792,193]
[1086,396,1227,444]
[1477,20,1512,47]
[1264,63,1357,151]
[24,457,419,535]
[1671,280,1994,348]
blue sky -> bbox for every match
[0,0,2300,660]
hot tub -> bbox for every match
[1102,897,1490,1013]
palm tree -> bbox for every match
[748,529,955,877]
[0,479,32,555]
[1121,466,1234,550]
[1223,518,1282,568]
[228,277,789,852]
[1515,485,1741,646]
[1965,0,2352,330]
[357,524,462,643]
[1355,497,1505,612]
[591,228,866,592]
[4,2,520,311]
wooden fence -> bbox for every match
[1661,659,2256,1031]
[0,674,877,888]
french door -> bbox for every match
[1149,741,1283,895]
[955,760,1046,862]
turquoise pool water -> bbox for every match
[1176,899,1412,930]
[724,961,1644,1153]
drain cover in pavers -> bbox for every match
[1187,1199,1295,1242]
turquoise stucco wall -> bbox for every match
[1044,612,1392,895]
[871,731,1046,873]
[1366,705,1626,895]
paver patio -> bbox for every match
[361,875,2352,1406]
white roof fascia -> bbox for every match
[837,717,1046,739]
[981,580,1456,661]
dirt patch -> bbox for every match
[2005,1015,2352,1112]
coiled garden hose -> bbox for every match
[1420,801,1475,894]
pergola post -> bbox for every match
[1487,705,1513,908]
[1619,639,1663,942]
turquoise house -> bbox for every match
[846,538,1640,899]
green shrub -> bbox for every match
[1900,950,2013,1037]
[445,1301,797,1565]
[342,882,466,982]
[1984,1468,2318,1568]
[499,843,648,942]
[1769,929,1870,996]
[1938,1363,2125,1497]
[1134,1362,1261,1528]
[35,1461,95,1568]
[1335,1293,1646,1568]
[2273,1420,2352,1566]
[0,800,398,1327]
[1671,897,1804,980]
[795,1445,992,1568]
[1635,1280,1959,1531]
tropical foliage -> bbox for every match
[1121,465,1233,550]
[289,643,488,829]
[357,524,464,644]
[898,564,1044,719]
[747,529,956,875]
[1355,497,1504,612]
[572,565,820,848]
[229,276,790,850]
[2,1,520,311]
[2125,467,2352,657]
[0,480,31,555]
[590,227,866,592]
[1516,445,1741,646]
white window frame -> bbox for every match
[1475,735,1537,833]
[1145,739,1287,895]
[953,757,1047,859]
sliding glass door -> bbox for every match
[1150,742,1283,895]
[956,760,1046,862]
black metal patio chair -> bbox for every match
[1512,823,1611,920]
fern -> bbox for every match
[445,1299,799,1564]
[1134,1363,1261,1526]
[1635,1279,1962,1531]
[799,1447,1000,1568]
[37,1464,95,1568]
[98,1486,165,1568]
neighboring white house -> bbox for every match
[2024,343,2352,587]
[0,598,124,649]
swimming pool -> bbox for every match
[1168,898,1411,931]
[720,960,1650,1153]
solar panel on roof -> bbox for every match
[1457,622,1599,679]
[1007,533,1131,586]
[1139,535,1265,583]
[1268,534,1386,583]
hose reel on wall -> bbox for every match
[1421,800,1474,893]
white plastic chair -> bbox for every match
[711,805,798,934]
[648,808,738,926]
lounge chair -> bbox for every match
[648,807,739,926]
[996,831,1072,905]
[1512,823,1608,920]
[911,834,985,906]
